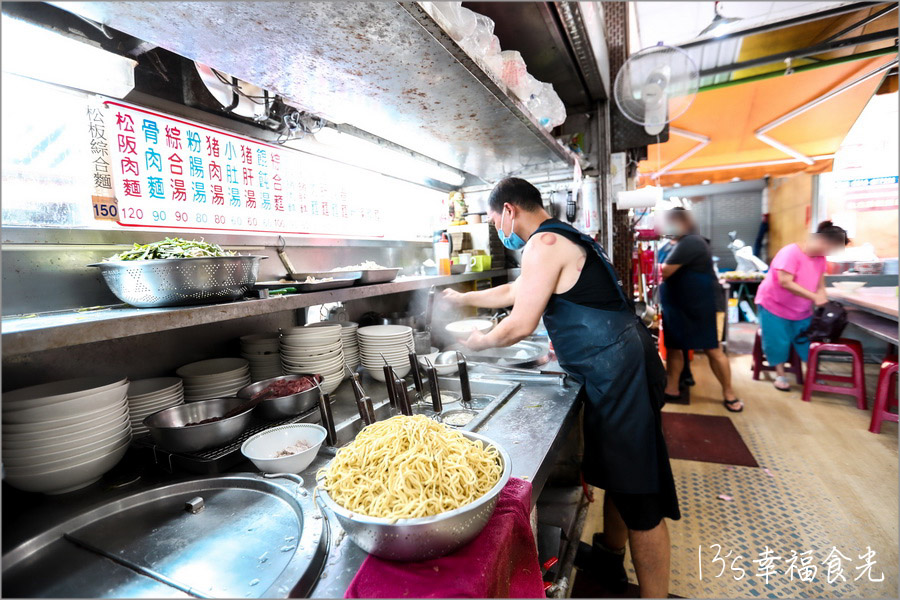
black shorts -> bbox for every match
[606,491,679,531]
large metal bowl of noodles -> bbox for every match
[316,430,511,561]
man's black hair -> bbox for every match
[488,177,543,213]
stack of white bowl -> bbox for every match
[280,324,345,394]
[240,333,283,382]
[2,376,132,494]
[126,377,185,437]
[177,358,251,402]
[358,325,414,382]
[338,322,360,370]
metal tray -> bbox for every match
[450,340,550,368]
[131,409,321,475]
[357,268,401,284]
[258,270,362,292]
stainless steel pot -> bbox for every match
[317,430,511,561]
[142,397,254,453]
[236,375,320,419]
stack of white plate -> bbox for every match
[126,377,185,437]
[280,324,345,394]
[240,333,283,382]
[338,322,360,370]
[2,376,131,494]
[176,358,251,402]
[358,325,414,382]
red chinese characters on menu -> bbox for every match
[104,102,380,236]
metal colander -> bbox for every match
[89,255,266,308]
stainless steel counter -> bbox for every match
[305,356,581,598]
[2,348,582,598]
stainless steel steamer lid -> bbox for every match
[1,474,326,598]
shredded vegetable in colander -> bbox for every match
[106,238,235,261]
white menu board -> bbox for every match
[102,100,384,237]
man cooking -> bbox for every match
[442,178,679,598]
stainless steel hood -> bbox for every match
[53,1,577,183]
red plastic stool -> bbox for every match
[802,339,867,409]
[869,356,898,434]
[751,328,804,384]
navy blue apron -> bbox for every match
[659,259,719,350]
[533,220,670,494]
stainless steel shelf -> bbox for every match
[2,270,511,356]
[55,1,576,182]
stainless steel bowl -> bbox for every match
[142,397,254,453]
[236,375,320,420]
[317,430,511,561]
[89,255,266,308]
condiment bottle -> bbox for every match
[436,232,451,276]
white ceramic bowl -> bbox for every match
[3,387,128,424]
[182,376,251,392]
[126,377,182,399]
[3,376,127,411]
[3,423,131,464]
[3,411,130,450]
[2,438,130,494]
[241,424,327,474]
[4,427,131,471]
[418,352,460,375]
[832,281,867,292]
[176,358,249,379]
[365,364,412,382]
[357,325,413,337]
[2,401,128,436]
[445,318,494,340]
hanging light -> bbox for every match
[698,2,741,38]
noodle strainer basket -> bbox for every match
[89,255,266,308]
[317,430,511,561]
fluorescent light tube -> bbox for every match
[1,14,136,98]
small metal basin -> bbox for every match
[143,397,253,453]
[236,375,320,419]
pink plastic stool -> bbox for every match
[802,339,867,409]
[869,356,898,434]
[751,328,804,384]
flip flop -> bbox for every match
[774,376,791,392]
[724,398,744,413]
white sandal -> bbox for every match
[774,375,791,392]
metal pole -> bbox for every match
[678,2,882,50]
[698,30,897,78]
[596,101,614,251]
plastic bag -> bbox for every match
[428,2,477,42]
[459,13,495,60]
[482,35,504,79]
[500,51,532,98]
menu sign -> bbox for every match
[102,100,383,236]
[836,176,898,212]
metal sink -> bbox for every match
[330,377,520,446]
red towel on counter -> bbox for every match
[344,477,543,599]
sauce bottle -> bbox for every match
[436,232,451,275]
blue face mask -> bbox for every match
[498,209,526,250]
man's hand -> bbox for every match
[441,288,468,307]
[462,329,490,351]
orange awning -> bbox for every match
[637,54,896,187]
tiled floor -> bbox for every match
[575,353,898,599]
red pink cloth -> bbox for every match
[344,477,543,598]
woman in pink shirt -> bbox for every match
[755,221,849,390]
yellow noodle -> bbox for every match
[318,415,502,520]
